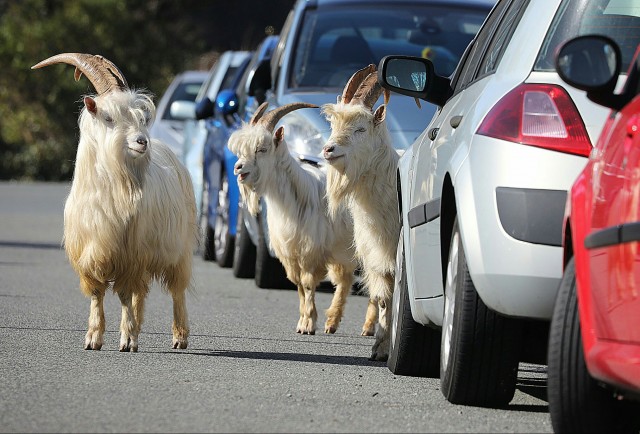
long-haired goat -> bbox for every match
[32,53,198,352]
[228,102,378,336]
[321,64,397,361]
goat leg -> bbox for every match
[82,278,106,350]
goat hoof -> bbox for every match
[325,326,337,334]
[361,328,375,337]
[172,339,188,349]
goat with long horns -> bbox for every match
[321,64,400,362]
[32,53,198,352]
[229,101,379,337]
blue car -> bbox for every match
[199,36,279,268]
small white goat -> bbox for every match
[32,53,198,352]
[229,102,378,336]
[321,64,397,361]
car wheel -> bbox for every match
[440,217,521,408]
[232,204,256,278]
[254,211,294,289]
[388,228,441,377]
[200,180,215,261]
[214,171,235,268]
[547,257,640,433]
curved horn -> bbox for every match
[260,102,319,132]
[352,72,384,110]
[31,53,128,95]
[341,64,376,104]
[250,102,270,125]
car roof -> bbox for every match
[308,0,495,8]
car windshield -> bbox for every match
[535,0,640,73]
[288,3,490,89]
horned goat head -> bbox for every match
[31,52,128,95]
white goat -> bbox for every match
[321,64,397,361]
[228,102,378,336]
[32,53,198,352]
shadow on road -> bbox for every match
[163,348,384,367]
[0,240,63,250]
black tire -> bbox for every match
[200,180,215,261]
[232,204,256,278]
[440,218,522,408]
[254,211,294,290]
[547,257,640,433]
[214,172,234,268]
[388,230,440,377]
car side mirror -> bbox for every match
[215,89,239,116]
[556,35,624,110]
[170,100,196,121]
[195,97,215,120]
[378,55,452,107]
[249,59,272,98]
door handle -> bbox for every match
[450,115,463,128]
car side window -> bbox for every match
[454,0,511,92]
[477,0,529,77]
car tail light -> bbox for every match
[477,83,591,157]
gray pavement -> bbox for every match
[0,181,551,433]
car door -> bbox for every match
[408,0,520,302]
[587,91,640,343]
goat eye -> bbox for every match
[104,114,114,124]
[356,127,366,133]
[257,148,267,153]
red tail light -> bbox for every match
[477,83,591,157]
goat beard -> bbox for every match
[325,164,356,218]
[239,183,261,216]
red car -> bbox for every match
[548,35,640,432]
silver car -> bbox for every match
[379,0,640,408]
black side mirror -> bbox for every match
[195,96,215,120]
[249,59,272,98]
[556,35,624,110]
[378,55,452,107]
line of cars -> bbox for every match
[150,0,640,426]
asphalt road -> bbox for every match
[0,181,552,433]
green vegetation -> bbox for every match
[0,0,293,181]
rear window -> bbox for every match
[162,80,203,120]
[289,3,492,89]
[535,0,640,72]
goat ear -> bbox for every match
[84,96,98,116]
[373,104,386,126]
[274,126,285,147]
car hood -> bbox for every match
[277,91,431,153]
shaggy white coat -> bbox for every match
[322,102,399,361]
[229,124,377,335]
[64,89,198,352]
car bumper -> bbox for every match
[456,135,588,319]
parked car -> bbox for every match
[378,0,640,408]
[547,35,640,433]
[149,70,207,159]
[239,0,495,289]
[200,36,279,269]
[170,50,251,255]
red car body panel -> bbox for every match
[570,93,640,393]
